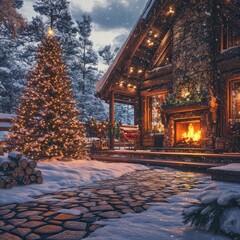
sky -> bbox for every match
[20,0,149,60]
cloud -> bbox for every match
[90,23,129,50]
[71,0,148,30]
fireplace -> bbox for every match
[175,118,201,147]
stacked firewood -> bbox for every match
[0,151,43,189]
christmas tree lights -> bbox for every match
[8,33,86,159]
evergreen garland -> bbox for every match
[164,77,211,107]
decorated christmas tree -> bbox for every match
[8,30,86,159]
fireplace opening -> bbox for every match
[175,119,201,147]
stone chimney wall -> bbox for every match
[172,0,214,92]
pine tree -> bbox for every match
[74,15,107,121]
[8,33,86,159]
[0,0,26,37]
[98,44,119,66]
[0,23,25,113]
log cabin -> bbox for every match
[96,0,240,152]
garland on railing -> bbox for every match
[85,118,120,140]
[164,77,211,107]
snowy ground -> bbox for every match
[1,159,240,239]
[0,159,148,205]
[86,178,240,240]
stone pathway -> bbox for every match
[0,168,205,240]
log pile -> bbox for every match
[0,151,43,189]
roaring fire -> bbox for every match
[182,123,201,142]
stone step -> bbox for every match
[91,155,223,171]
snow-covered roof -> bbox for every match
[96,0,157,94]
[0,113,15,120]
[0,122,12,128]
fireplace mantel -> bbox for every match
[162,104,209,115]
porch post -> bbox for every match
[134,91,143,147]
[109,91,115,149]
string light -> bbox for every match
[167,6,175,15]
[8,35,86,159]
[147,39,154,46]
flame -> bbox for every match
[182,123,201,142]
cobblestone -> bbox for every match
[0,168,204,239]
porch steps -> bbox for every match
[90,150,240,171]
[150,147,222,154]
[91,155,222,171]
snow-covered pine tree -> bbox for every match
[33,0,79,76]
[75,15,107,121]
[0,0,26,113]
[98,44,133,125]
[0,0,26,37]
[98,44,119,66]
[8,32,86,159]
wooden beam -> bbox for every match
[122,1,167,73]
[109,91,115,149]
[150,29,173,69]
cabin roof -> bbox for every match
[96,0,240,103]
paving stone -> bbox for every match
[88,224,102,232]
[114,205,130,210]
[141,191,156,197]
[22,202,39,207]
[71,206,89,213]
[0,209,10,215]
[90,204,113,211]
[28,215,44,221]
[0,221,5,227]
[81,217,98,223]
[108,200,125,205]
[12,227,31,237]
[16,206,29,211]
[0,204,17,210]
[129,202,144,207]
[68,204,79,208]
[48,220,62,225]
[26,233,41,240]
[98,211,122,218]
[8,218,27,226]
[42,211,57,217]
[0,232,22,240]
[2,211,16,219]
[34,225,63,234]
[82,202,96,207]
[97,201,108,205]
[21,221,46,228]
[17,211,43,218]
[53,213,79,221]
[1,223,15,230]
[115,185,131,191]
[142,204,150,210]
[152,197,165,202]
[47,230,86,240]
[97,189,115,195]
[134,207,144,213]
[121,208,135,214]
[63,221,87,231]
[32,208,48,211]
[82,213,96,218]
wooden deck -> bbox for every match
[90,149,240,171]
